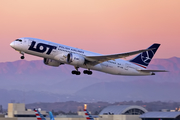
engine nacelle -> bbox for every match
[67,53,85,66]
[44,58,62,67]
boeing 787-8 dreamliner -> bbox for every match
[10,37,167,75]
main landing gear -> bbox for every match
[72,70,81,75]
[72,67,81,75]
[71,67,93,75]
[83,69,93,75]
[20,51,25,59]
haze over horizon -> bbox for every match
[0,57,180,108]
[1,0,180,62]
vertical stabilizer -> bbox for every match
[129,43,160,68]
[49,111,55,120]
[84,109,94,120]
[34,109,46,120]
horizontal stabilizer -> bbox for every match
[138,69,168,72]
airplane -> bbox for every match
[84,108,94,120]
[10,37,167,76]
[34,109,55,120]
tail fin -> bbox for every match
[129,43,160,68]
[34,109,46,120]
[49,111,55,120]
[84,109,94,120]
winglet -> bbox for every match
[129,43,160,68]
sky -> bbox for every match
[0,0,180,62]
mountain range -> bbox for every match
[0,57,180,108]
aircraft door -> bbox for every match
[23,38,28,45]
[28,40,33,46]
[125,63,130,71]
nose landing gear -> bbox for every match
[21,56,25,59]
[20,51,25,59]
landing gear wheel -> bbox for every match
[21,56,25,59]
[76,71,81,75]
[88,71,92,75]
[72,70,76,74]
[71,70,81,75]
[83,70,88,74]
[83,70,92,75]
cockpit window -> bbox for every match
[15,39,22,42]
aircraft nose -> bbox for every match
[10,41,15,48]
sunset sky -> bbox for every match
[1,0,180,62]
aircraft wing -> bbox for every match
[85,48,153,65]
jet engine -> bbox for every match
[67,53,85,66]
[44,58,62,67]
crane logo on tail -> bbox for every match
[141,50,154,64]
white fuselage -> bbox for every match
[10,37,152,76]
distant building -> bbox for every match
[140,111,180,120]
[97,105,148,120]
[1,103,180,120]
[7,103,47,120]
[99,105,148,115]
